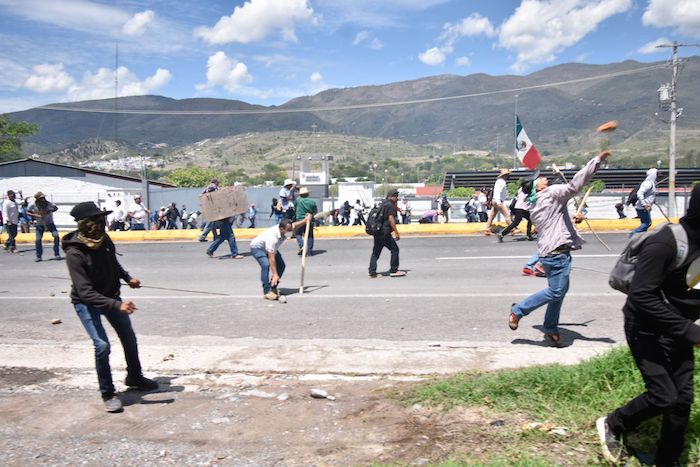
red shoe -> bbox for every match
[521,267,536,276]
[535,264,546,277]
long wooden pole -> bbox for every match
[299,217,311,294]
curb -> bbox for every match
[4,218,677,243]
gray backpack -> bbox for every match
[609,224,689,294]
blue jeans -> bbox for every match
[295,224,314,253]
[512,252,571,334]
[35,223,59,258]
[4,223,17,251]
[206,220,238,256]
[251,247,285,294]
[74,302,143,398]
[632,208,652,234]
[130,223,145,231]
[199,221,219,240]
[525,251,539,270]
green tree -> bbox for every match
[165,167,220,187]
[583,180,606,193]
[261,163,286,184]
[446,187,475,198]
[0,116,38,162]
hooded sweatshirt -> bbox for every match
[634,168,657,210]
[62,231,132,312]
[624,183,700,344]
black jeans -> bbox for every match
[607,320,694,466]
[368,234,399,274]
[501,208,531,237]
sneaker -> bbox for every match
[198,238,207,242]
[35,257,42,262]
[389,271,407,277]
[527,235,536,241]
[231,255,244,259]
[368,272,378,278]
[103,395,123,413]
[546,333,564,348]
[297,249,303,256]
[206,251,214,258]
[264,291,279,300]
[508,305,520,331]
[596,416,623,463]
[496,232,504,243]
[521,268,536,276]
[124,375,159,391]
[54,255,61,260]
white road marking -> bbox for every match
[436,254,620,260]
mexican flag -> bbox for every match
[515,116,541,170]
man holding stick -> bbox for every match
[294,187,317,256]
[507,151,610,347]
[62,202,158,413]
[250,214,312,300]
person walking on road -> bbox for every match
[597,184,700,466]
[630,167,657,236]
[498,180,535,242]
[62,201,158,413]
[198,179,220,241]
[2,190,19,253]
[250,214,312,300]
[507,151,610,347]
[485,170,512,234]
[28,192,61,262]
[294,187,318,256]
[206,217,243,259]
[368,189,406,278]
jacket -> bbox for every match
[62,231,132,312]
[624,222,700,344]
[634,168,657,210]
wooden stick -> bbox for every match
[299,217,311,294]
[575,186,593,217]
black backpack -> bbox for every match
[626,184,641,206]
[365,202,385,235]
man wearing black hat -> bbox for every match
[597,184,700,465]
[62,202,158,413]
[2,190,19,253]
[28,191,60,261]
[368,189,406,278]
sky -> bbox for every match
[0,0,699,114]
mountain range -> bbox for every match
[7,57,700,163]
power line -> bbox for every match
[39,63,668,116]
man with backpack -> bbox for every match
[630,168,657,236]
[507,151,610,347]
[597,184,700,466]
[367,189,405,278]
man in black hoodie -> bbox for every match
[597,185,700,465]
[63,202,158,413]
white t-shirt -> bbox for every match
[128,202,147,224]
[113,206,126,222]
[493,178,508,204]
[250,225,286,253]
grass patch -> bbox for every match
[405,347,700,464]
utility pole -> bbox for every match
[656,40,699,217]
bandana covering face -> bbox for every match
[77,217,106,249]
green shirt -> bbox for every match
[295,197,318,220]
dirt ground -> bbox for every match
[0,366,598,466]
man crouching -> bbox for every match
[63,201,158,413]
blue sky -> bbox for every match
[0,0,698,113]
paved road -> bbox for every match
[0,232,631,375]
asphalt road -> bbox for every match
[0,232,632,374]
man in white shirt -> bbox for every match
[250,214,311,300]
[485,169,512,234]
[2,190,19,252]
[111,200,126,231]
[127,195,150,231]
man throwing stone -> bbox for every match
[63,201,158,412]
[508,151,610,347]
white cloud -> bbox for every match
[498,0,632,73]
[369,38,384,50]
[0,0,128,35]
[353,30,370,45]
[196,52,253,92]
[0,57,30,91]
[24,63,74,93]
[66,66,171,101]
[194,0,317,45]
[419,47,447,66]
[643,0,700,38]
[310,72,323,83]
[122,10,154,36]
[637,37,672,54]
[419,13,494,66]
[455,56,471,66]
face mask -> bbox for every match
[77,216,106,248]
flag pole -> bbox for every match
[513,95,518,169]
